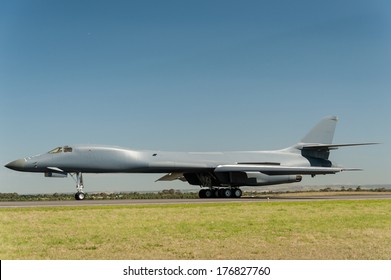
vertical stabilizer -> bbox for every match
[301,116,338,144]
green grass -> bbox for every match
[1,200,391,259]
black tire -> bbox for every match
[221,188,232,198]
[204,189,213,198]
[199,189,206,198]
[233,188,242,198]
[75,192,85,200]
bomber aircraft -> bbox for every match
[5,116,376,200]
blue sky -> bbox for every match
[1,0,390,194]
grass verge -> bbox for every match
[1,200,390,259]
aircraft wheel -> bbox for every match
[75,192,86,200]
[204,189,213,198]
[233,188,242,198]
[198,189,206,198]
[220,188,232,198]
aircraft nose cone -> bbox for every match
[5,159,26,171]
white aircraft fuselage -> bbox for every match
[5,116,375,200]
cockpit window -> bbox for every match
[48,147,63,154]
[63,146,73,153]
[48,146,73,154]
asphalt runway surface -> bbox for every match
[1,194,391,208]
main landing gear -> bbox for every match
[194,173,242,199]
[70,172,86,200]
[198,188,242,199]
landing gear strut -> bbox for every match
[71,172,86,200]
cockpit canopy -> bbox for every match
[48,146,73,154]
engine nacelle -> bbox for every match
[45,172,68,178]
[215,171,302,186]
[244,172,302,186]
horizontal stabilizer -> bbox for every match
[301,142,379,150]
[297,142,379,160]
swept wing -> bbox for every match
[214,164,357,175]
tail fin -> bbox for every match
[297,116,378,162]
[301,116,338,144]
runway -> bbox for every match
[1,193,391,208]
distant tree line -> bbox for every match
[319,186,389,192]
[0,189,199,201]
[0,187,390,201]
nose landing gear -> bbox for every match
[71,172,86,200]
